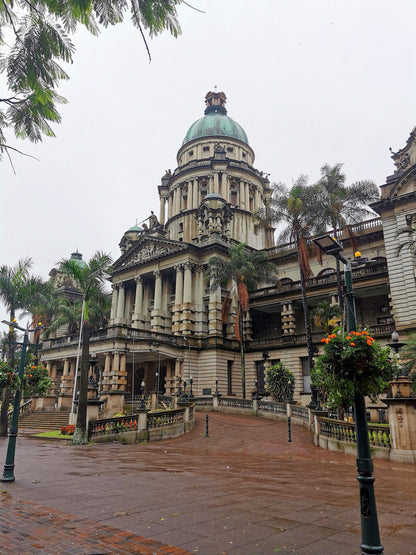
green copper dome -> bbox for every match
[70,251,87,269]
[182,91,249,146]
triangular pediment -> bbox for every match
[112,235,189,274]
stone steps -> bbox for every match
[19,411,71,430]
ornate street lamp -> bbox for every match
[1,320,42,482]
[313,235,383,555]
[139,379,146,409]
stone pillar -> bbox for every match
[175,187,180,214]
[175,358,183,391]
[116,284,125,324]
[112,351,120,390]
[58,358,73,409]
[282,301,296,336]
[118,353,127,391]
[213,172,219,194]
[208,277,222,337]
[188,181,193,210]
[154,271,162,311]
[209,174,214,194]
[245,183,250,209]
[159,195,165,225]
[172,264,183,336]
[193,180,199,209]
[110,284,118,323]
[240,180,246,209]
[384,377,416,463]
[101,352,112,393]
[182,262,193,336]
[168,192,173,220]
[194,265,206,337]
[133,276,144,329]
[151,270,164,332]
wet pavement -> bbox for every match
[1,412,416,554]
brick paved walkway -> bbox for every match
[1,412,416,554]
[0,494,190,554]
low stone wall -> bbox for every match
[88,404,195,444]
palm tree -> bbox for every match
[310,301,343,335]
[59,251,112,444]
[44,299,83,338]
[259,177,325,405]
[206,243,277,399]
[0,258,47,435]
[316,164,379,308]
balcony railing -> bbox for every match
[265,218,382,258]
[318,417,391,449]
[251,323,395,348]
[252,262,388,300]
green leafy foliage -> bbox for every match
[0,360,20,390]
[0,0,183,160]
[22,363,52,396]
[312,328,397,410]
[266,362,295,402]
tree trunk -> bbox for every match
[72,317,90,445]
[0,320,16,436]
[239,302,246,399]
[296,236,316,406]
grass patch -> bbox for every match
[33,430,73,439]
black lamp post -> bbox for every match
[1,320,42,482]
[313,235,383,555]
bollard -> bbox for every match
[287,416,292,443]
[205,414,209,437]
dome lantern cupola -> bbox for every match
[182,91,249,147]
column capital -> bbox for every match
[153,270,161,279]
[135,275,143,284]
[174,264,183,273]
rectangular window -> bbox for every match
[301,357,311,393]
[227,361,233,395]
[256,360,265,394]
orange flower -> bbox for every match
[346,336,351,340]
[29,374,32,377]
[367,340,372,345]
[362,330,368,335]
[350,342,355,346]
[32,365,36,369]
[321,338,326,343]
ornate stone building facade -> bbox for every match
[40,93,416,416]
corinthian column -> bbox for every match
[154,270,162,311]
[116,284,125,324]
[159,196,166,225]
[133,276,143,325]
[110,284,118,322]
[172,264,183,336]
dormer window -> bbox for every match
[188,150,194,157]
[227,147,234,153]
[203,146,210,152]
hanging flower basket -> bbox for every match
[312,328,397,409]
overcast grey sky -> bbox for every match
[1,0,416,324]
